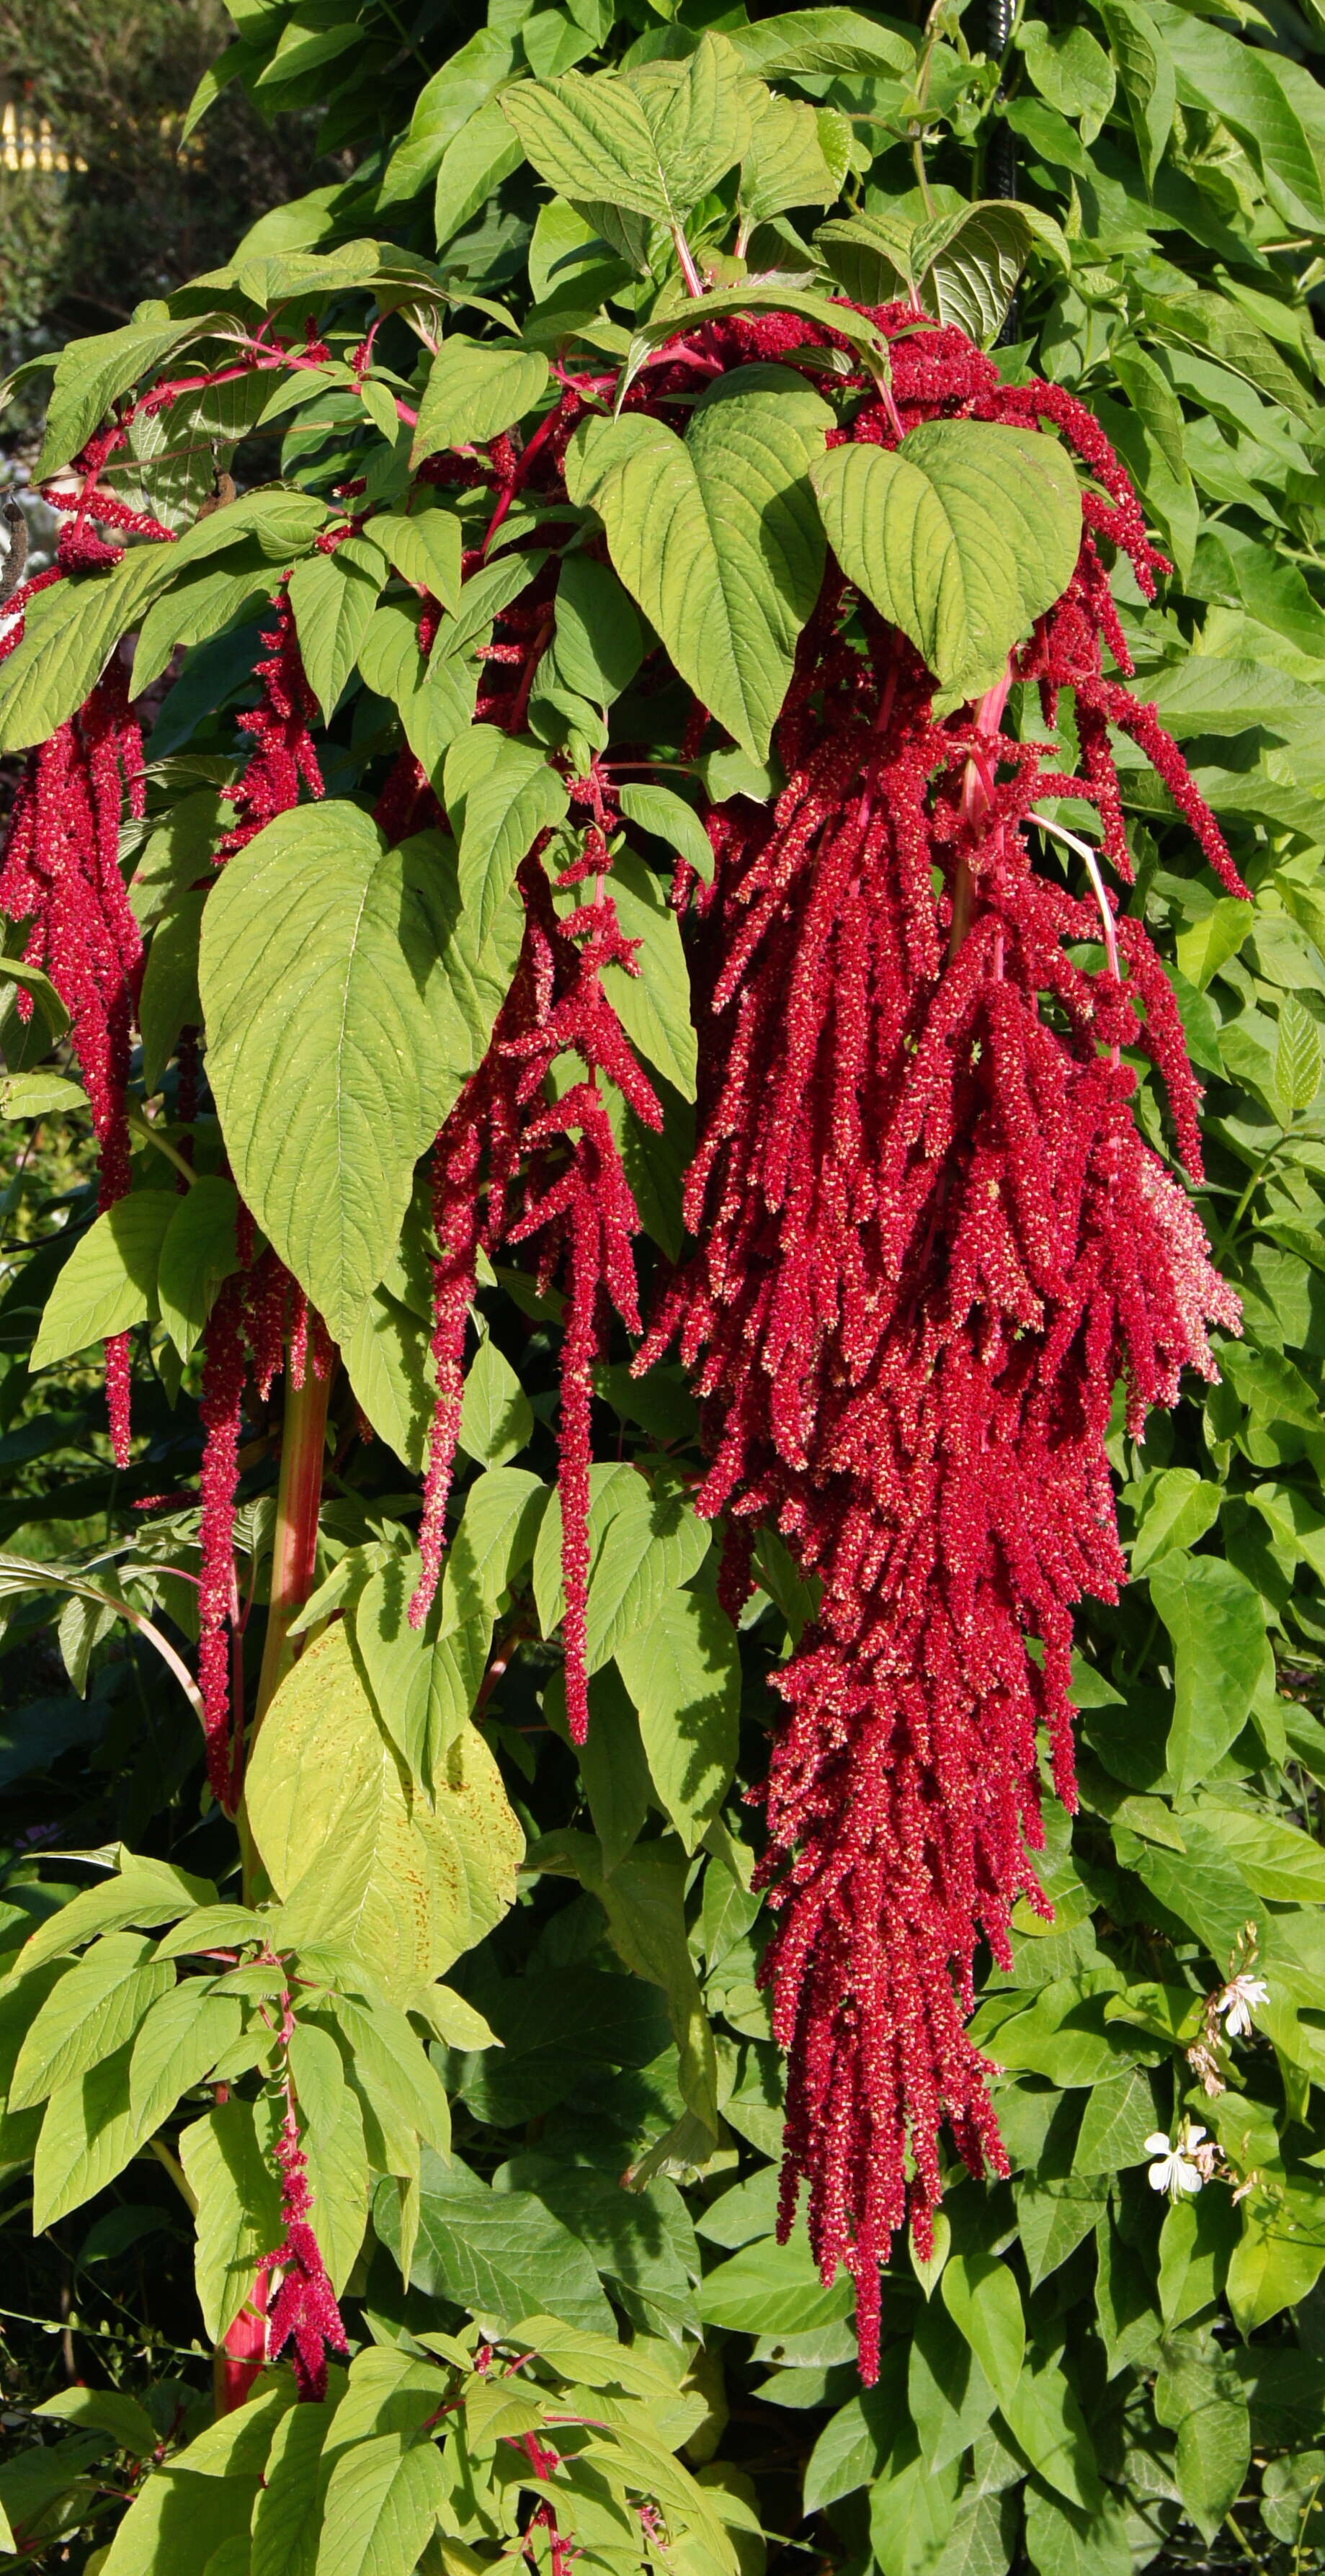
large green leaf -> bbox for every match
[198,806,515,1336]
[502,32,754,223]
[374,2147,617,2334]
[244,1622,522,1995]
[811,421,1081,702]
[566,367,832,761]
[10,1933,173,2111]
[287,545,385,724]
[1148,1551,1267,1789]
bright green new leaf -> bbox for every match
[811,422,1081,702]
[352,1549,491,1790]
[32,2044,141,2230]
[361,506,463,612]
[11,1933,174,2111]
[566,368,833,761]
[342,1287,434,1473]
[735,94,850,245]
[32,1194,177,1369]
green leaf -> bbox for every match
[811,423,1081,703]
[1154,2342,1251,2541]
[736,94,851,244]
[441,1464,548,1627]
[98,2465,261,2576]
[908,2300,997,2472]
[199,805,504,1337]
[0,957,70,1038]
[324,1990,452,2163]
[539,1830,719,2139]
[412,337,551,464]
[315,2433,445,2576]
[940,2253,1025,2408]
[728,10,911,75]
[361,507,463,612]
[445,725,570,948]
[379,25,516,205]
[139,890,205,1094]
[179,2095,283,2343]
[566,367,832,763]
[619,783,714,884]
[35,2384,159,2454]
[1148,0,1325,234]
[616,1588,739,1853]
[375,2146,616,2333]
[251,2400,337,2576]
[288,2023,370,2294]
[434,94,525,249]
[460,1336,534,1466]
[1071,2067,1159,2175]
[1174,895,1254,989]
[32,2044,140,2229]
[1001,2355,1102,2513]
[545,555,643,708]
[597,849,697,1098]
[288,547,385,724]
[36,318,215,480]
[14,1856,215,1974]
[1020,21,1115,139]
[31,1193,177,1369]
[1130,1468,1222,1575]
[245,1622,522,1993]
[503,33,754,223]
[1148,1551,1267,1789]
[352,1551,491,1790]
[803,2379,895,2510]
[11,1932,174,2110]
[128,1982,244,2139]
[697,2230,855,2336]
[1095,0,1176,187]
[156,1176,242,1361]
[341,1287,434,1474]
[1022,2485,1132,2576]
[1274,996,1322,1117]
[870,2437,963,2576]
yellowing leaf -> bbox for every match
[244,1624,522,1995]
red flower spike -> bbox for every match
[264,2106,349,2403]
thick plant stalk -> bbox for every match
[251,1363,334,1748]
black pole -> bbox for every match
[986,0,1020,340]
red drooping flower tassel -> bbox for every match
[407,838,659,1733]
[0,656,146,1461]
[264,2104,349,2402]
[636,313,1244,2374]
[219,586,324,857]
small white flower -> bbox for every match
[1146,2124,1206,2197]
[1216,1975,1269,2041]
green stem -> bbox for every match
[1213,1133,1287,1261]
[241,1364,332,1900]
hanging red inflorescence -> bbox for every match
[408,829,660,1743]
[264,2103,349,2402]
[0,639,148,1462]
[0,287,1248,2387]
[628,307,1243,2373]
